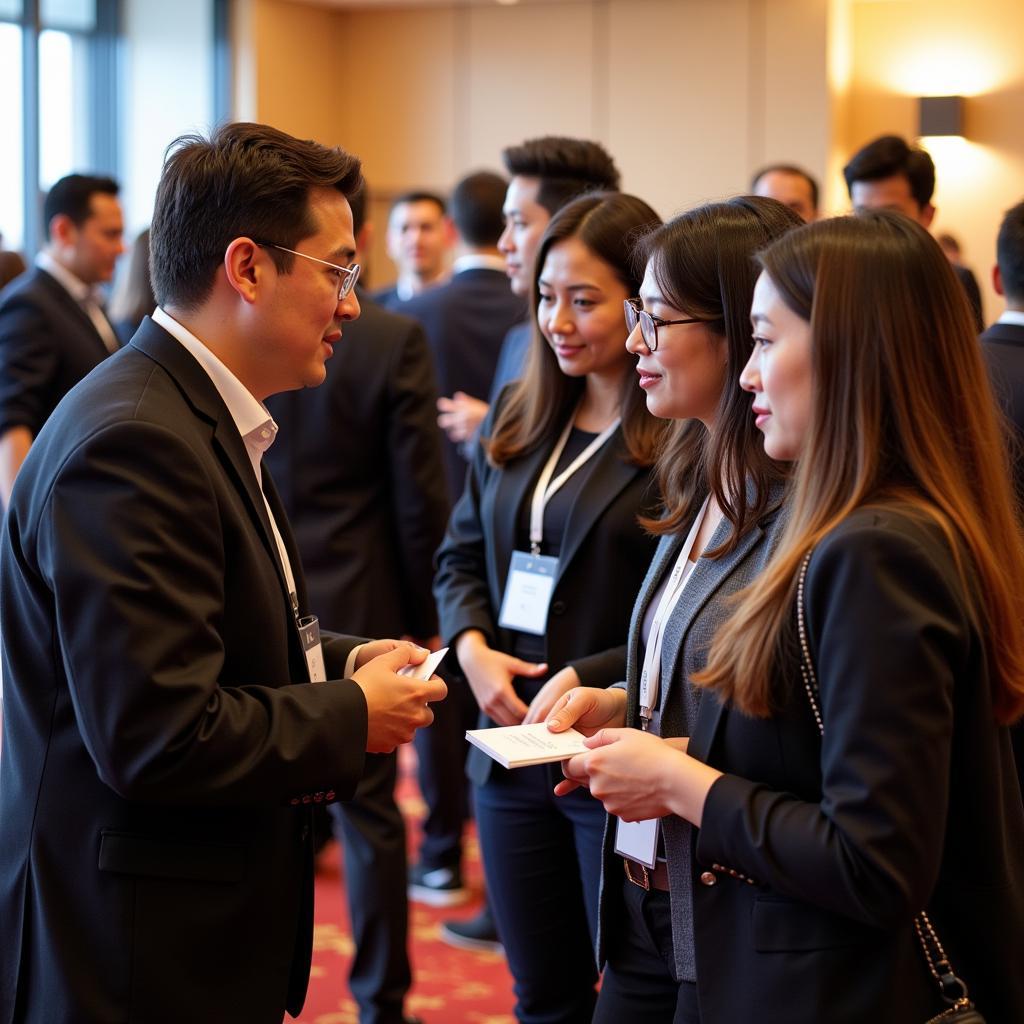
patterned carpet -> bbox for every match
[293,751,516,1024]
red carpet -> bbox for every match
[293,749,516,1024]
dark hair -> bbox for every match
[996,199,1024,303]
[0,250,27,291]
[487,192,665,467]
[636,197,802,548]
[109,228,155,333]
[348,185,368,237]
[150,122,363,312]
[501,137,621,216]
[43,174,119,240]
[699,212,1024,722]
[750,164,819,211]
[843,135,935,208]
[450,171,507,246]
[389,191,447,216]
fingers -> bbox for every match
[545,689,588,732]
[379,643,424,670]
[584,728,624,749]
[421,677,448,704]
[511,658,548,677]
[553,779,582,797]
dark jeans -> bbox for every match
[475,758,606,1024]
[593,875,700,1024]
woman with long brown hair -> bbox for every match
[433,191,664,1023]
[559,211,1024,1021]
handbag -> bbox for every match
[795,551,987,1024]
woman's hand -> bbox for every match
[545,685,627,736]
[556,728,721,825]
[456,630,547,726]
[522,665,581,725]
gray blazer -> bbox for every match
[595,484,789,982]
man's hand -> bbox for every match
[456,629,546,726]
[352,645,447,753]
[437,392,489,444]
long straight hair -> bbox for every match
[697,212,1024,723]
[635,197,802,550]
[486,192,665,467]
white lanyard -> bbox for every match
[638,496,710,726]
[528,409,620,555]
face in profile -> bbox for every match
[741,271,813,461]
[850,175,933,228]
[753,170,817,223]
[499,176,551,297]
[626,260,727,425]
[63,192,125,284]
[386,199,451,278]
[537,237,631,383]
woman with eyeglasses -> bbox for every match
[433,191,665,1023]
[544,196,802,1023]
[556,211,1024,1022]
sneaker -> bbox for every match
[408,863,470,907]
[439,906,504,956]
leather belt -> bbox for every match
[623,856,670,891]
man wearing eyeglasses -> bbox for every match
[0,122,447,1024]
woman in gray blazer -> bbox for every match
[548,197,801,1022]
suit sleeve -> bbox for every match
[568,646,628,687]
[697,520,967,926]
[385,321,450,639]
[39,419,369,806]
[0,291,58,437]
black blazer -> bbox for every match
[981,320,1024,498]
[0,319,370,1024]
[434,398,661,785]
[397,267,527,500]
[687,507,1024,1022]
[264,294,450,638]
[0,265,115,438]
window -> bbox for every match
[0,21,24,251]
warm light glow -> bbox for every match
[917,137,998,196]
[873,42,1006,97]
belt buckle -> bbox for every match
[623,858,650,891]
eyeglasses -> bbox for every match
[256,241,361,301]
[624,298,704,352]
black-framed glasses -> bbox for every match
[256,242,361,301]
[624,298,704,352]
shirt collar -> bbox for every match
[996,309,1024,328]
[453,253,506,275]
[36,251,91,302]
[151,307,278,459]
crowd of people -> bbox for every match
[0,120,1022,1024]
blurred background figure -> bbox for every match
[750,163,820,222]
[375,191,455,307]
[0,251,26,292]
[109,227,155,345]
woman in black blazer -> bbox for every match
[545,197,801,1023]
[433,192,664,1023]
[562,212,1024,1021]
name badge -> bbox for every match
[498,551,558,636]
[298,614,326,683]
[614,816,660,870]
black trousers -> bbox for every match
[330,751,410,1024]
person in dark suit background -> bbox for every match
[0,173,124,507]
[109,226,156,345]
[0,122,446,1024]
[373,191,454,307]
[842,135,985,330]
[264,187,450,1024]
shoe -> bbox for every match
[408,862,469,907]
[439,907,504,956]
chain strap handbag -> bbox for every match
[795,551,986,1024]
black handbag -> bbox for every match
[795,551,987,1024]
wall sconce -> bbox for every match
[918,96,965,138]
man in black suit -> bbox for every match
[264,188,449,1024]
[0,173,124,507]
[373,191,454,307]
[0,122,446,1024]
[843,135,984,329]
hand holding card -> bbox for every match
[398,646,448,681]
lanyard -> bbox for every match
[528,409,620,555]
[638,496,710,727]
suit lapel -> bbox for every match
[37,267,112,357]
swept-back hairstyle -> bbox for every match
[151,122,363,312]
[637,197,802,549]
[697,211,1024,722]
[487,192,664,467]
[501,137,621,215]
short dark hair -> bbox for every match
[843,134,935,208]
[348,186,368,237]
[389,191,447,217]
[449,171,507,246]
[750,163,819,211]
[150,122,363,312]
[996,199,1024,303]
[43,174,119,240]
[501,136,620,216]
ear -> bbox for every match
[223,238,263,304]
[993,264,1004,297]
[443,216,458,247]
[48,213,78,248]
[919,203,936,229]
